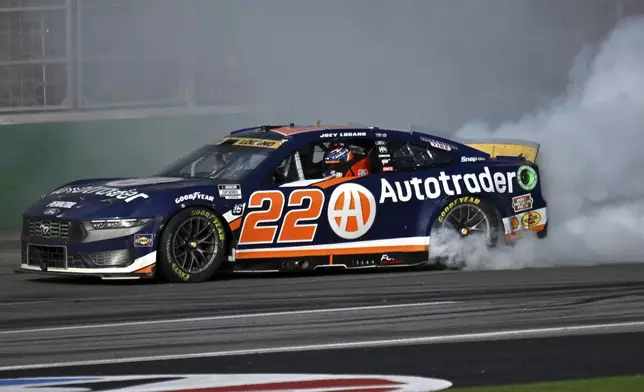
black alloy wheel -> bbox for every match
[158,207,228,283]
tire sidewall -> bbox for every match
[431,196,500,243]
[158,207,228,283]
[429,196,501,268]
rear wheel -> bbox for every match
[429,198,501,269]
[158,207,228,283]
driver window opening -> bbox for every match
[276,140,375,183]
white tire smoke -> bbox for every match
[431,15,644,269]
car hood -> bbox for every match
[25,176,238,219]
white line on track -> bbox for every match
[1,320,644,371]
[0,301,457,335]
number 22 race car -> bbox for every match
[19,124,547,282]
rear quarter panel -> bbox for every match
[375,159,546,238]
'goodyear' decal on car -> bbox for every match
[175,192,215,204]
[380,167,516,203]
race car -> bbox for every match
[19,123,547,282]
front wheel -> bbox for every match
[429,198,501,269]
[158,207,228,283]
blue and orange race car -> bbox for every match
[19,124,547,282]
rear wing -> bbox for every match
[460,138,540,163]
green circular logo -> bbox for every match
[517,165,538,191]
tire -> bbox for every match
[429,197,501,269]
[158,207,228,283]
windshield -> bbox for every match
[158,143,272,181]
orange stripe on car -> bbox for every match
[229,217,241,231]
[235,244,428,259]
[314,176,354,189]
[134,264,155,274]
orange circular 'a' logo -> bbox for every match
[327,183,376,240]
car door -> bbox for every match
[233,137,379,261]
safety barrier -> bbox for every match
[0,112,258,229]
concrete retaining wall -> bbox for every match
[0,112,262,229]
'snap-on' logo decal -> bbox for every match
[0,373,453,391]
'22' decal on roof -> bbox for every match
[238,189,325,245]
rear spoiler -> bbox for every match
[460,138,540,164]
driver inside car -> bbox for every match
[321,143,371,178]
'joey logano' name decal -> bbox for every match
[51,186,149,203]
[380,166,516,203]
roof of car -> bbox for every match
[228,124,406,140]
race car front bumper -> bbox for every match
[19,217,159,280]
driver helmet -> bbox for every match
[322,144,354,177]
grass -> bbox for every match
[448,375,644,391]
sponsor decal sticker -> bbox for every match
[51,185,149,203]
[175,191,215,204]
[382,166,394,172]
[512,193,533,213]
[232,203,245,215]
[134,233,153,247]
[517,165,538,191]
[0,374,452,391]
[437,196,481,223]
[378,146,388,154]
[327,183,376,240]
[320,131,367,138]
[380,166,516,203]
[218,184,242,200]
[380,254,404,265]
[511,216,520,230]
[219,137,283,148]
[47,201,76,208]
[43,208,59,216]
[375,140,387,145]
[357,168,369,177]
[232,137,282,148]
[104,177,182,187]
[521,211,541,228]
[420,137,457,151]
[461,156,486,162]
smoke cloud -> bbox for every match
[431,15,644,269]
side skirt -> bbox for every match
[230,251,430,273]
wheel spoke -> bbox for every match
[468,209,481,223]
[179,252,189,269]
[196,231,214,243]
[170,215,222,276]
[194,221,211,238]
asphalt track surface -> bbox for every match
[2,232,644,388]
